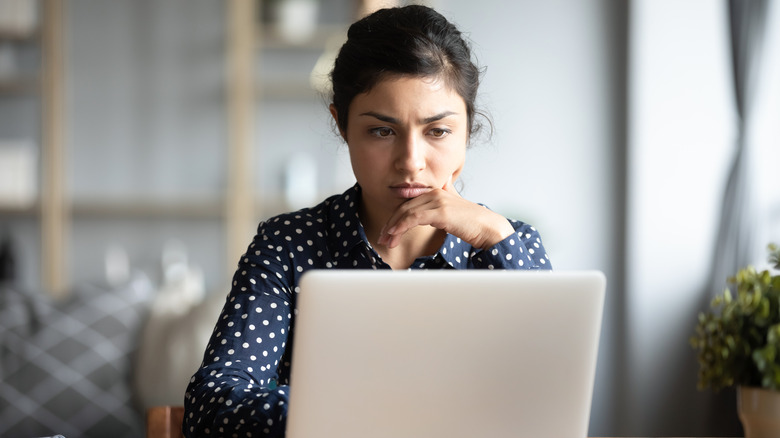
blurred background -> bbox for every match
[1,0,779,436]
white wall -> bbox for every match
[627,0,734,433]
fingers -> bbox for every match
[377,185,473,248]
[377,193,443,248]
[377,185,515,250]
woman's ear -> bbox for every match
[329,104,347,141]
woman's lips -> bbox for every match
[390,184,431,199]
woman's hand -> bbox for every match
[377,178,516,250]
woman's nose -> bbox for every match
[394,134,425,174]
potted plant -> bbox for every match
[691,243,780,438]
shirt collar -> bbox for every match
[326,184,373,261]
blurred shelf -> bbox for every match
[0,29,39,41]
[0,75,39,94]
[0,203,38,217]
[71,199,225,219]
[1,198,288,221]
[68,196,290,221]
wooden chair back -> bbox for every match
[146,406,185,438]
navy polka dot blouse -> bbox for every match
[183,184,551,437]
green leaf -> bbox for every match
[691,245,780,392]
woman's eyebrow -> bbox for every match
[359,112,398,124]
[421,111,458,124]
[358,111,458,124]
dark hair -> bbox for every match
[330,5,487,139]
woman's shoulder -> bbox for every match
[476,204,541,239]
[506,218,543,240]
[259,201,330,237]
[256,186,358,238]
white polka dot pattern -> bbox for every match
[183,184,551,437]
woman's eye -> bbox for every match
[429,128,450,138]
[370,127,393,137]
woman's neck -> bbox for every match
[375,225,445,269]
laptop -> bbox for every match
[286,270,606,438]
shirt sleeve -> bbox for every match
[184,222,296,437]
[470,219,552,270]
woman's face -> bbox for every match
[333,75,469,221]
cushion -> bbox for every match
[133,266,225,411]
[0,274,154,438]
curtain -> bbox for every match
[698,2,769,434]
[708,0,769,294]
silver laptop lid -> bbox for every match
[287,270,605,438]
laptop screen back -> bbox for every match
[286,270,605,438]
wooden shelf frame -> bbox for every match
[225,0,257,280]
[40,0,67,297]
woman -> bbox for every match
[183,5,551,437]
